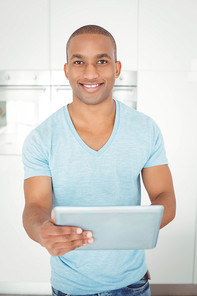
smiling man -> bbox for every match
[63,30,121,153]
[22,25,176,296]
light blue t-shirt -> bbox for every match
[22,99,168,295]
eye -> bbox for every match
[74,61,83,65]
[97,60,108,64]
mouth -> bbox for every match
[79,82,104,93]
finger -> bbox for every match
[48,225,84,235]
[83,231,93,238]
[54,236,94,250]
[46,237,95,256]
[47,238,85,251]
[71,237,94,249]
[46,231,93,243]
[50,248,69,256]
[46,234,83,243]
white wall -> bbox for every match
[0,0,50,69]
[50,0,138,71]
[138,0,197,284]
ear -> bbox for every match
[64,63,69,80]
[115,61,122,78]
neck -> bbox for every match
[67,98,116,131]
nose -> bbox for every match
[83,64,99,80]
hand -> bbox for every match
[39,219,94,256]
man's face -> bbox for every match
[64,34,121,106]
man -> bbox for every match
[22,25,176,296]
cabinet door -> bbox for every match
[50,0,138,70]
[0,156,50,284]
[139,0,197,71]
[0,0,49,69]
[138,71,197,284]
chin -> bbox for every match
[76,95,112,106]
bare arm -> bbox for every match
[23,176,53,243]
[141,165,176,229]
[23,176,93,255]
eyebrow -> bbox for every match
[70,53,112,60]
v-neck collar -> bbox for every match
[64,99,120,156]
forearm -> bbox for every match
[151,192,176,229]
[23,203,51,244]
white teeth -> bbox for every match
[83,84,100,88]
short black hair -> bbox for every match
[66,24,117,62]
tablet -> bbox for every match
[54,205,164,250]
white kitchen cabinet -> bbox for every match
[138,0,197,71]
[138,71,197,284]
[0,156,50,291]
[0,0,49,70]
[50,0,138,71]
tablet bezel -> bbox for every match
[53,205,164,250]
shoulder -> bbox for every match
[23,106,65,151]
[117,100,159,132]
[36,106,65,135]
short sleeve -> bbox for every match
[143,120,168,168]
[22,129,52,179]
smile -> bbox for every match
[79,83,104,92]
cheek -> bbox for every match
[67,66,81,79]
[105,71,116,85]
[107,65,116,77]
[99,67,116,80]
[67,69,75,79]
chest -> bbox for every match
[76,128,113,151]
[50,128,150,207]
